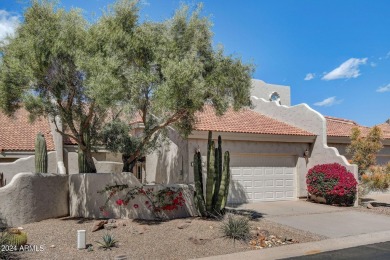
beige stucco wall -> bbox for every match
[0,151,58,185]
[69,173,197,219]
[0,172,69,227]
[146,128,189,184]
[64,147,124,174]
[251,97,358,198]
[251,79,291,106]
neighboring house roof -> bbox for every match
[194,105,315,136]
[377,122,390,139]
[0,108,55,152]
[326,116,390,140]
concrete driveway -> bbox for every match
[229,199,390,238]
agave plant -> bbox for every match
[95,233,118,250]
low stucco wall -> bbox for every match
[69,173,197,220]
[0,172,69,227]
[0,151,58,185]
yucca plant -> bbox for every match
[96,233,118,250]
[220,214,250,242]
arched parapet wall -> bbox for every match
[251,97,358,201]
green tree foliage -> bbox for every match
[0,0,139,173]
[346,126,383,175]
[0,0,253,173]
[100,4,254,171]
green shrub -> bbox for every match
[220,214,250,241]
[361,165,390,192]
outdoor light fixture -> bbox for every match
[77,230,86,249]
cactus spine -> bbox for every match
[193,151,206,216]
[194,131,231,216]
[35,132,48,173]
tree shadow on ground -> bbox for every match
[225,208,265,220]
[132,218,168,225]
[59,217,94,224]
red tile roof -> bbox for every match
[326,116,390,140]
[378,122,390,139]
[0,108,55,152]
[194,106,315,136]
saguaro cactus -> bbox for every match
[35,132,48,173]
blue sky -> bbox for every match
[1,0,389,126]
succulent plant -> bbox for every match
[78,132,93,173]
[35,132,48,173]
[194,131,231,216]
[96,233,117,250]
[6,229,28,248]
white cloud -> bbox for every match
[0,10,20,42]
[322,58,368,81]
[304,73,315,81]
[313,96,342,107]
[376,84,390,93]
[370,62,377,67]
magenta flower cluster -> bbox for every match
[306,163,357,205]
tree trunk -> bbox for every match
[122,154,132,172]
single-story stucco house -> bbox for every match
[1,79,389,204]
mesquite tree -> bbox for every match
[101,4,254,171]
[0,0,139,173]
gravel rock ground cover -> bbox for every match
[14,216,325,260]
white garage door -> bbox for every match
[228,155,297,203]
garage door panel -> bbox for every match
[228,155,297,203]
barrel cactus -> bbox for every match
[6,228,28,248]
[35,132,48,173]
[194,131,231,216]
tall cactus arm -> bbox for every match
[35,132,48,173]
[194,151,206,216]
[220,151,231,211]
[206,140,215,212]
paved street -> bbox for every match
[286,241,390,260]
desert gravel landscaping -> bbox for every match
[13,215,326,260]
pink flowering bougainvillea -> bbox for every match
[98,184,186,219]
[306,163,357,206]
